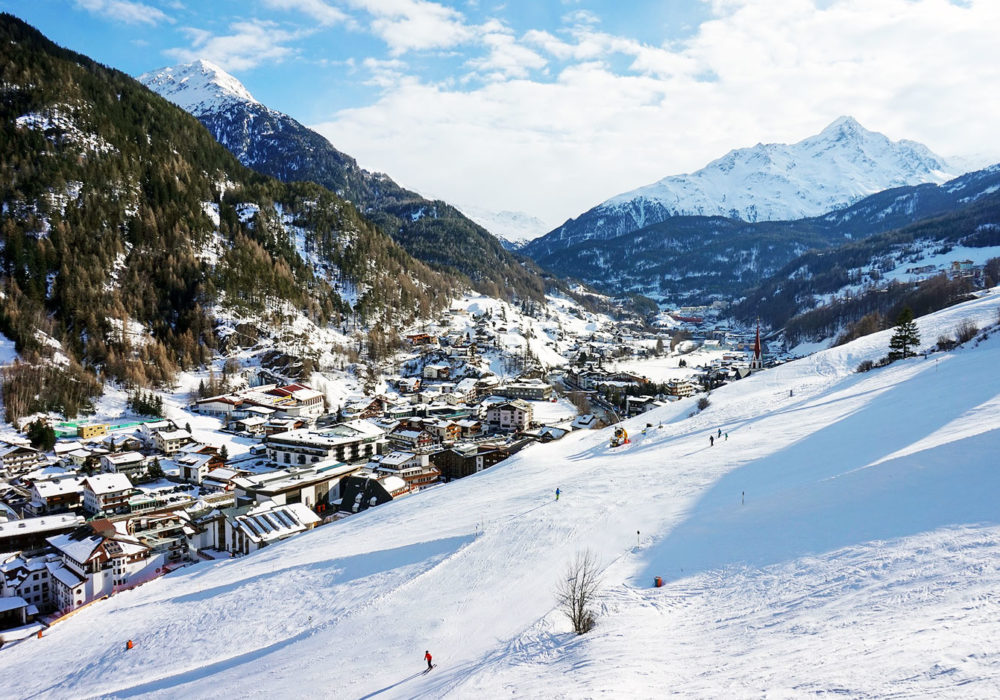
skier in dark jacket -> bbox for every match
[710,435,714,447]
[425,650,433,670]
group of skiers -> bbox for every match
[709,427,729,446]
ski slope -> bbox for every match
[4,293,1000,698]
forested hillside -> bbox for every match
[0,14,457,417]
[143,62,546,301]
[733,189,1000,343]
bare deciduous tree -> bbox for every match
[954,319,979,344]
[556,550,601,635]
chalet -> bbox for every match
[231,416,267,435]
[571,414,598,430]
[176,452,220,484]
[405,333,437,346]
[264,417,306,436]
[341,396,388,420]
[452,377,479,401]
[423,364,451,380]
[486,400,533,433]
[625,396,668,417]
[81,473,134,515]
[52,441,84,459]
[0,442,43,476]
[397,377,421,393]
[137,419,178,447]
[27,478,84,516]
[270,384,325,420]
[455,418,483,438]
[103,434,143,453]
[227,501,321,555]
[154,429,193,455]
[201,467,250,492]
[100,451,146,478]
[46,520,165,613]
[388,428,436,451]
[370,452,440,491]
[425,420,461,443]
[666,380,696,398]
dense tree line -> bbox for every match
[0,14,461,408]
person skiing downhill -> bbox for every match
[555,488,560,501]
[710,435,714,447]
[424,650,433,670]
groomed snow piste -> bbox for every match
[4,292,1000,698]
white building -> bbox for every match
[232,460,360,511]
[265,420,385,467]
[81,473,134,515]
[0,442,43,476]
[46,520,166,613]
[486,400,533,433]
[100,451,146,477]
[154,429,193,455]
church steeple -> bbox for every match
[750,319,763,372]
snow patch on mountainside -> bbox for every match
[138,60,258,116]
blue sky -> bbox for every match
[4,0,1000,224]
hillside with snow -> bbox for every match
[4,291,1000,697]
[532,117,956,254]
[138,60,545,299]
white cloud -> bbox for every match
[260,0,350,26]
[466,26,548,80]
[75,0,171,25]
[311,0,1000,224]
[347,0,476,55]
[164,20,302,71]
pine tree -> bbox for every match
[888,307,920,361]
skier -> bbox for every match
[709,435,714,447]
[555,488,560,501]
[725,432,728,441]
[424,650,433,671]
[126,640,134,651]
[717,428,722,438]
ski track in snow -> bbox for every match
[4,292,1000,698]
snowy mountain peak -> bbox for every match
[598,117,955,224]
[457,204,553,246]
[818,115,864,139]
[137,60,258,115]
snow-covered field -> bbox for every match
[4,291,1000,698]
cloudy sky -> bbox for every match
[6,0,1000,227]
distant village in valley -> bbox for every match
[0,296,774,643]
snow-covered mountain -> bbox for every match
[456,204,552,248]
[533,117,956,253]
[138,59,258,116]
[5,292,1000,697]
[138,61,546,299]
